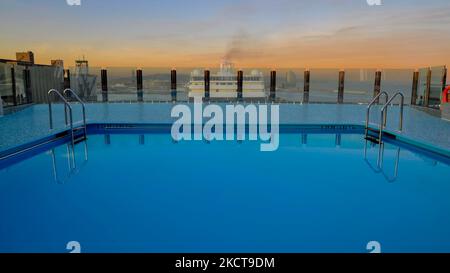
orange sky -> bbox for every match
[1,0,449,69]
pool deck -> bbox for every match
[1,103,449,154]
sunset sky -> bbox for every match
[0,0,449,68]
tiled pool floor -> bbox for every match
[1,103,449,153]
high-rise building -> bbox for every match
[73,58,97,99]
[16,51,35,64]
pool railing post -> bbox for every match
[23,67,32,104]
[204,70,210,102]
[270,70,276,101]
[441,66,447,93]
[64,69,71,89]
[171,69,177,102]
[101,69,108,102]
[303,69,310,103]
[424,67,431,107]
[0,97,3,116]
[337,70,345,104]
[373,70,382,103]
[411,70,419,105]
[137,69,143,102]
[11,66,17,106]
[237,70,243,101]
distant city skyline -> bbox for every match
[1,0,450,68]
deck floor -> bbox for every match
[1,103,449,154]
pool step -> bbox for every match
[365,127,382,144]
[365,135,380,144]
[72,127,87,145]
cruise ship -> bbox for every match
[188,60,265,98]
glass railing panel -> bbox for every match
[142,67,181,102]
[0,62,14,107]
[381,69,414,105]
[67,65,100,103]
[12,64,26,105]
[272,68,303,103]
[430,66,446,107]
[103,67,137,103]
[343,69,376,104]
[309,69,340,103]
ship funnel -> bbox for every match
[219,59,235,76]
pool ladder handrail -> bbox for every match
[365,91,389,139]
[378,92,404,143]
[48,89,74,147]
[63,88,87,141]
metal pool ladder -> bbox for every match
[365,91,388,143]
[63,88,87,143]
[47,89,87,147]
[365,91,404,144]
[48,89,75,146]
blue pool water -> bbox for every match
[1,128,450,253]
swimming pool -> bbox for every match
[1,124,450,253]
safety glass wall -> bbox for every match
[67,65,100,103]
[309,69,340,103]
[106,67,137,103]
[270,68,303,103]
[343,69,376,104]
[430,66,446,107]
[29,65,64,104]
[12,64,26,105]
[416,66,447,108]
[141,68,188,102]
[49,65,441,105]
[0,62,34,107]
[381,69,414,105]
[0,62,14,107]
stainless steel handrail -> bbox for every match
[365,91,389,138]
[48,89,74,147]
[379,92,404,142]
[63,88,87,139]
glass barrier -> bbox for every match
[67,65,100,103]
[13,64,26,105]
[23,64,437,106]
[0,62,35,107]
[270,68,303,103]
[343,69,376,104]
[141,68,187,103]
[29,64,64,104]
[309,69,340,103]
[0,62,14,107]
[430,66,446,107]
[381,69,414,105]
[416,66,446,108]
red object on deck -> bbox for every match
[443,86,450,103]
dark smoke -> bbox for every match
[223,30,262,61]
